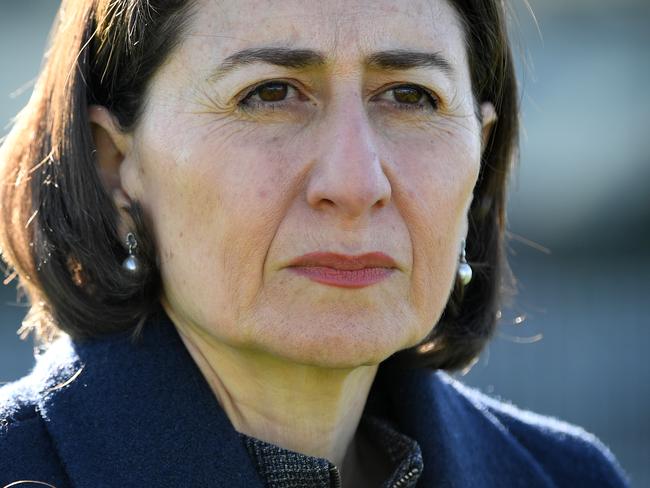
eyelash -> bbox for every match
[237,81,440,114]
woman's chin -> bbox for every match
[242,315,425,369]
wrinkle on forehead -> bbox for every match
[201,0,466,61]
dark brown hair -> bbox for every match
[0,0,518,372]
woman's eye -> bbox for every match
[377,84,440,112]
[238,81,298,111]
[238,81,439,114]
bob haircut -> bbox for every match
[0,0,518,372]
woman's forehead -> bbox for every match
[186,0,467,71]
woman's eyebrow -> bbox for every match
[207,47,455,83]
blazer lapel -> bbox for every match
[369,365,556,487]
[35,306,265,487]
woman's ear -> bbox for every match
[480,102,497,152]
[88,105,138,235]
[88,105,129,193]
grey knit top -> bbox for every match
[238,413,423,488]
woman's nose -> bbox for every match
[306,97,392,220]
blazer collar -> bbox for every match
[33,305,553,487]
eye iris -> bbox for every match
[393,86,422,104]
[257,82,288,102]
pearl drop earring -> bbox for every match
[122,232,141,273]
[457,239,472,286]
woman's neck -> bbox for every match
[169,306,379,472]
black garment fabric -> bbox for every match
[239,413,424,488]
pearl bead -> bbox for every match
[122,255,141,273]
[458,262,473,286]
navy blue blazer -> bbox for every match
[1,307,630,487]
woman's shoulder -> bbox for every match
[0,339,78,487]
[372,364,632,485]
[430,370,631,486]
[0,326,265,487]
[1,379,71,487]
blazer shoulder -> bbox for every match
[0,341,79,487]
[436,372,631,487]
[1,380,72,487]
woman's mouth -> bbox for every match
[286,251,398,288]
[287,266,395,288]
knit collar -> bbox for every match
[238,413,424,488]
[31,304,554,487]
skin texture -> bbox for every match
[90,0,496,484]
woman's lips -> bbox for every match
[287,266,395,288]
[286,252,398,288]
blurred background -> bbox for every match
[0,0,648,485]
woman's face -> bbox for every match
[121,0,487,367]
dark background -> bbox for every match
[1,1,648,485]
